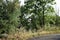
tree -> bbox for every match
[21,0,55,30]
[0,0,20,34]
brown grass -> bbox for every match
[0,27,60,40]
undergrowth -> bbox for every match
[0,26,60,40]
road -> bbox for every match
[27,34,60,40]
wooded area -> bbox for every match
[0,0,60,39]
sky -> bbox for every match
[55,0,60,15]
[20,0,60,15]
[20,0,24,5]
[55,0,60,8]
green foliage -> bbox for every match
[20,0,55,30]
[0,0,20,34]
[0,0,58,34]
[55,15,60,26]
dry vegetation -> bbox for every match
[0,26,60,40]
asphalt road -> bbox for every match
[27,34,60,40]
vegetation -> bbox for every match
[0,0,20,34]
[20,0,56,30]
[0,0,60,40]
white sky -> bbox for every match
[20,0,24,5]
[55,0,60,8]
[55,0,60,15]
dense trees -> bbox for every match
[0,0,60,34]
[20,0,56,30]
[0,0,20,34]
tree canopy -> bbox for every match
[20,0,56,30]
[0,0,20,34]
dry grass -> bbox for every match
[0,27,60,40]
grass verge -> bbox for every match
[0,26,60,40]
